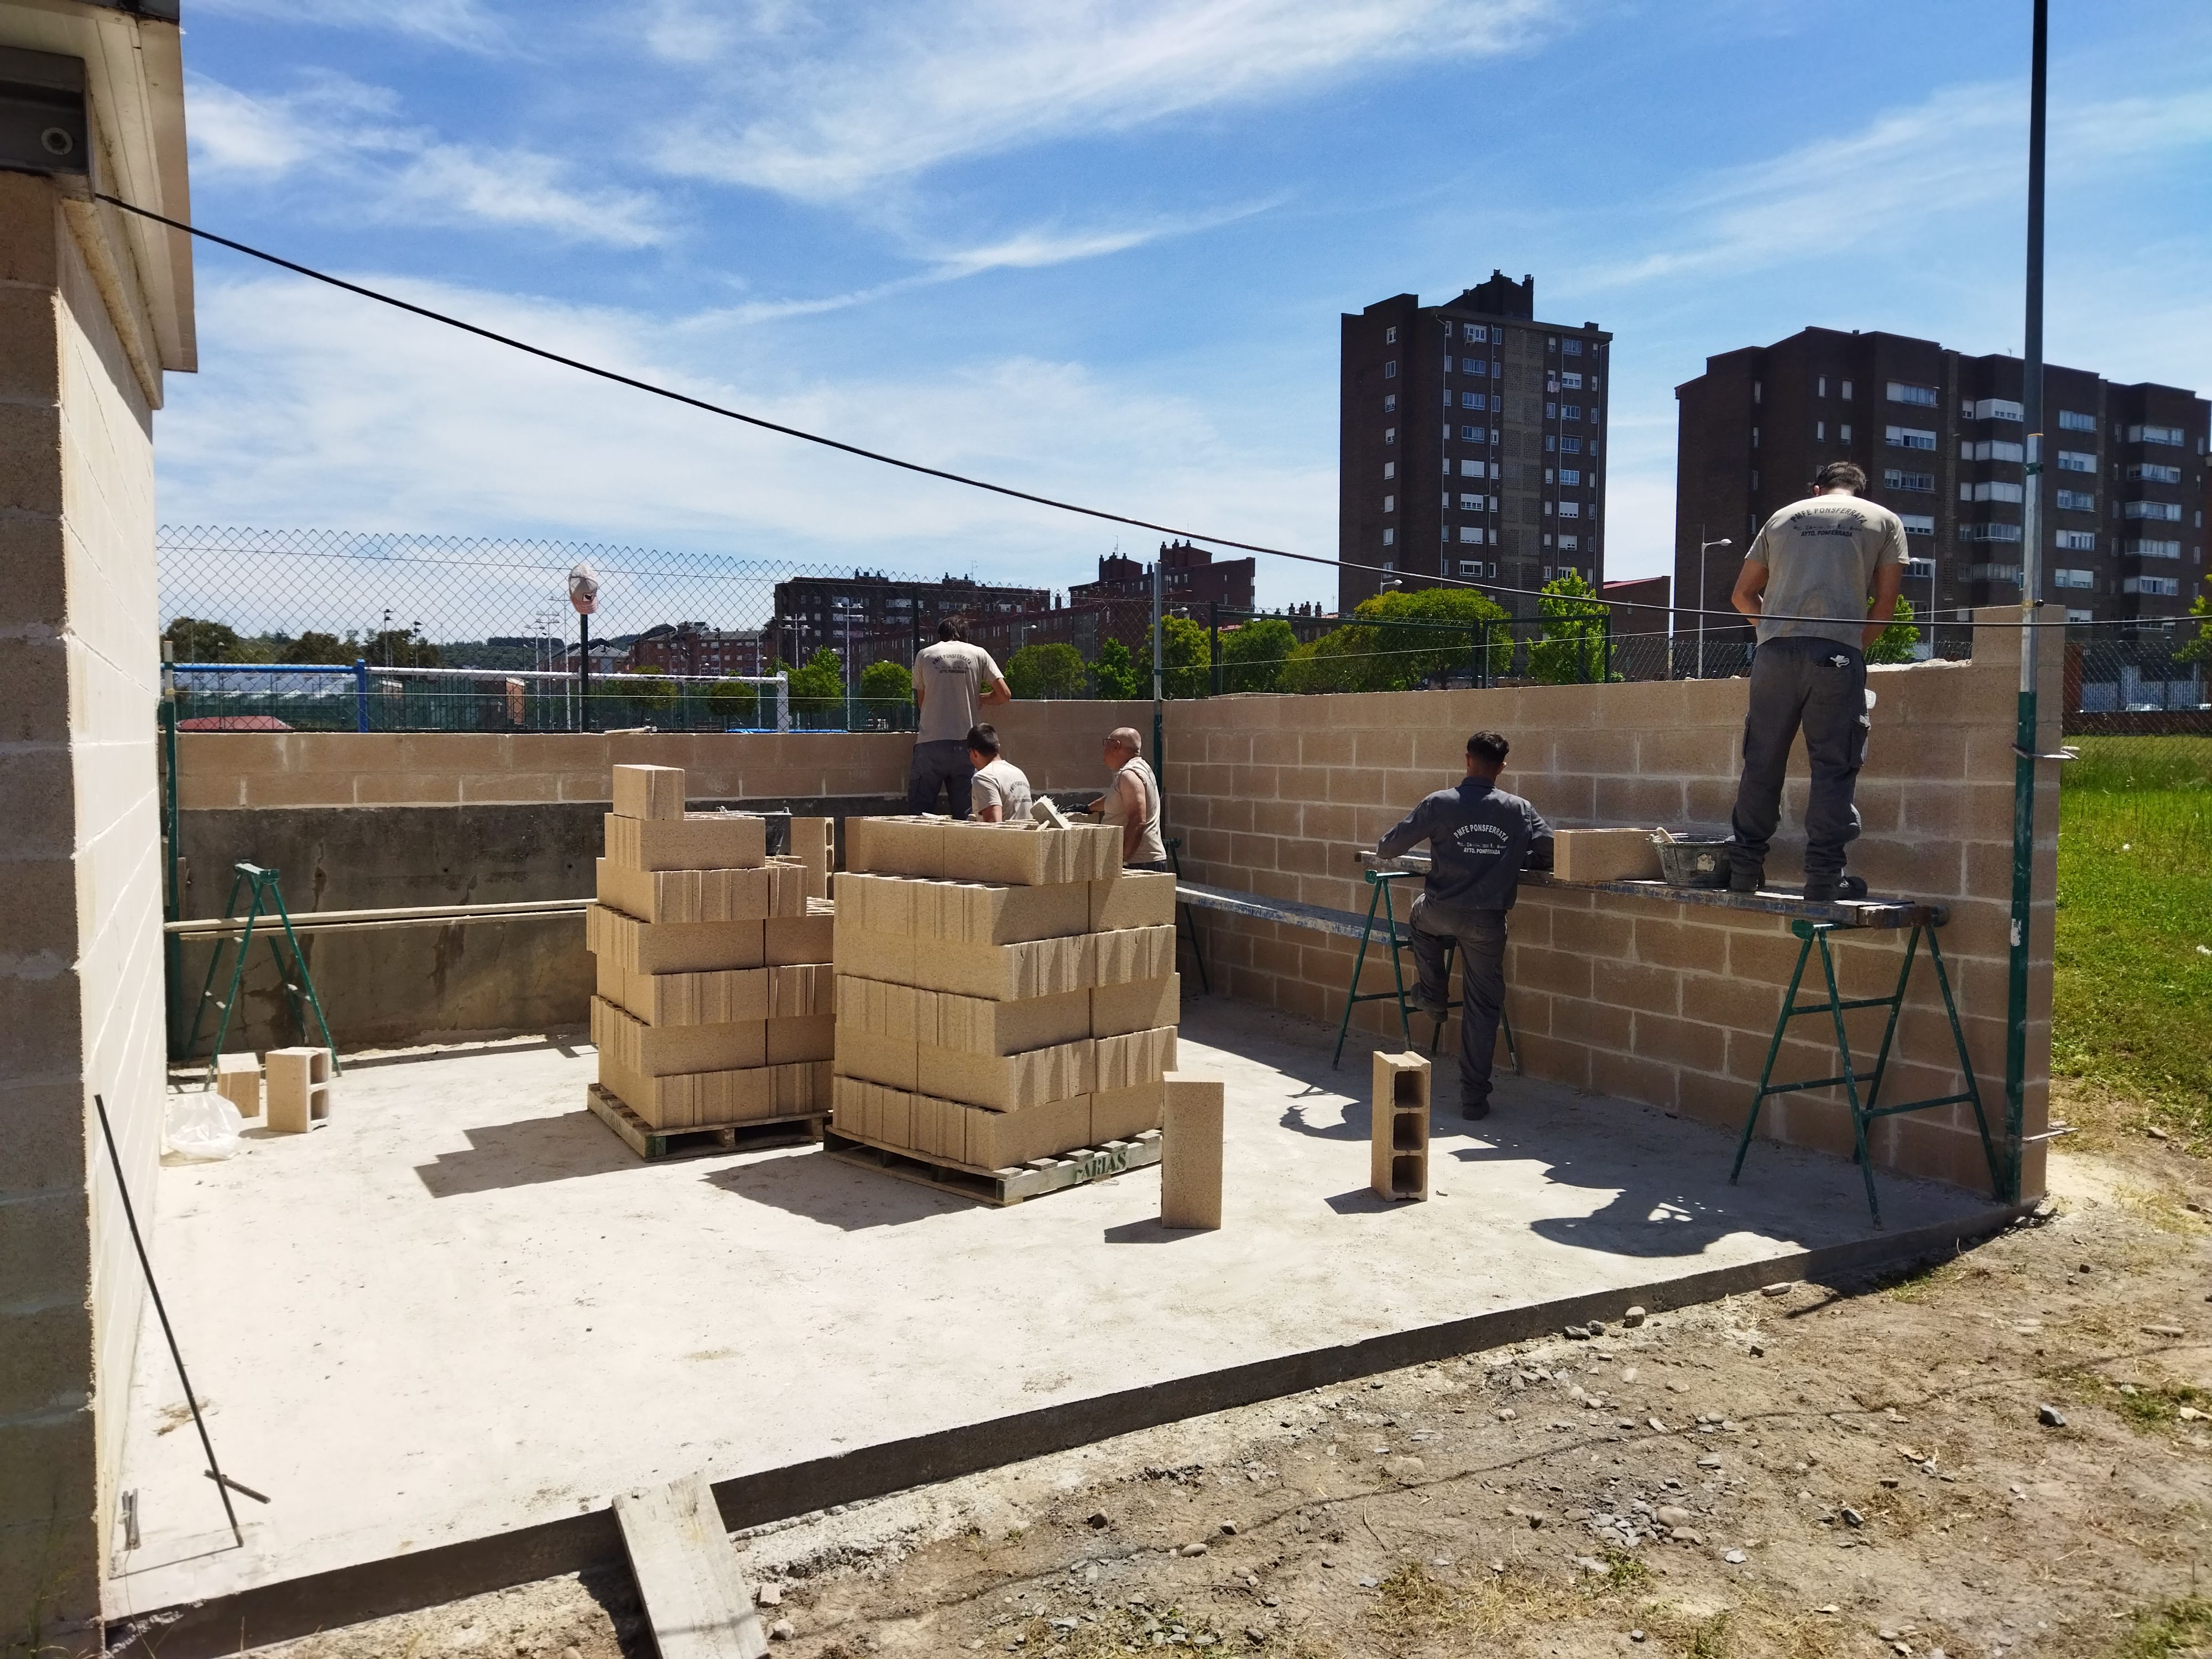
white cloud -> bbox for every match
[156,274,1340,637]
[190,0,508,53]
[656,0,1563,201]
[186,75,668,248]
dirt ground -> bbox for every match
[241,1119,2211,1659]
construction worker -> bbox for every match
[966,723,1032,823]
[909,618,1010,819]
[1089,726,1166,870]
[1376,731,1553,1121]
[1726,460,1907,901]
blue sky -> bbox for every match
[158,0,2212,630]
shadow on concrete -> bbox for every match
[1101,1218,1202,1245]
[342,1035,587,1073]
[699,1149,963,1231]
[1322,1188,1402,1215]
[413,1110,640,1197]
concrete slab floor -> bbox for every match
[108,997,1993,1616]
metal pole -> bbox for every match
[2002,0,2048,1204]
[1698,523,1707,679]
[1209,601,1221,697]
[1151,557,1164,784]
[579,612,592,733]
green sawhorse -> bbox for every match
[182,862,340,1086]
[1332,868,1519,1073]
[1730,915,1999,1228]
[1165,838,1210,996]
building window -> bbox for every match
[2056,449,2096,473]
[1968,398,2023,421]
[1464,324,1488,342]
[1817,375,1827,397]
[2128,423,2184,446]
[1461,356,1482,374]
[1558,534,1579,551]
[1900,513,1936,536]
[1816,421,1825,441]
[1383,394,1396,413]
[2054,529,2096,552]
[1383,360,1396,378]
[1545,435,1557,452]
[2058,409,2096,432]
[1490,359,1501,378]
[1840,424,1851,442]
[1906,556,1935,579]
[1560,436,1582,455]
[1751,425,1760,447]
[1459,458,1483,478]
[1966,562,2023,583]
[1840,380,1854,400]
[1384,427,1396,445]
[1561,372,1583,389]
[1546,401,1557,419]
[1384,327,1396,343]
[1888,381,1938,407]
[1558,468,1582,486]
[2127,462,2183,484]
[1381,528,1395,547]
[1971,481,2026,503]
[1887,425,1937,450]
[1461,392,1484,410]
[1558,501,1581,518]
[1458,494,1481,510]
[2124,576,2182,596]
[1563,338,1583,355]
[2055,488,2094,511]
[2125,500,2184,521]
[1383,461,1395,479]
[2125,538,2182,558]
[1960,523,2026,543]
[1547,336,1558,352]
[2053,568,2095,589]
[1460,424,1485,441]
[1458,525,1481,543]
[1562,404,1582,420]
[1961,439,2025,463]
[1383,495,1395,513]
[1884,468,1935,491]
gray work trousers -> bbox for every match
[1729,637,1870,881]
[1407,895,1509,1108]
[907,739,975,818]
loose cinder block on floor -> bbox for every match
[1160,1072,1223,1230]
[265,1047,332,1134]
[212,1052,260,1119]
[1371,1050,1429,1201]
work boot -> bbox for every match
[1803,873,1869,902]
[1729,862,1764,895]
[1461,1097,1491,1121]
[1406,992,1449,1022]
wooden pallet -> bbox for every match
[586,1082,824,1162]
[823,1125,1162,1207]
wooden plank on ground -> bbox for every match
[613,1472,768,1659]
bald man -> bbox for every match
[1088,727,1166,870]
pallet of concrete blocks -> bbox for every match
[584,764,836,1159]
[825,816,1181,1202]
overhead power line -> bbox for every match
[103,192,2163,632]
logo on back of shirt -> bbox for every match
[1451,823,1509,857]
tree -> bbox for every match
[1005,642,1088,700]
[363,628,440,669]
[706,677,758,728]
[2178,579,2212,665]
[621,665,680,713]
[859,658,913,706]
[1276,587,1511,695]
[278,631,346,665]
[1091,638,1142,699]
[1219,616,1298,693]
[164,615,243,662]
[1160,614,1213,698]
[1279,627,1380,694]
[1866,594,1922,665]
[787,646,845,717]
[1526,572,1613,686]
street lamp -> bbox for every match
[1695,532,1732,679]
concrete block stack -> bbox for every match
[831,816,1182,1172]
[586,765,834,1132]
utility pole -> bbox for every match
[2002,0,2048,1204]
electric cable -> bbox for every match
[102,193,2182,633]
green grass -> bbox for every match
[2054,737,2212,1134]
[2110,1596,2212,1658]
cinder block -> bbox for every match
[833,1024,919,1091]
[596,857,805,924]
[212,1052,259,1119]
[1160,1072,1224,1230]
[844,815,948,878]
[767,1013,835,1065]
[917,879,1091,945]
[591,995,765,1076]
[836,974,924,1041]
[765,911,835,966]
[603,811,766,872]
[588,903,765,974]
[1092,973,1180,1039]
[606,963,771,1025]
[597,1050,804,1130]
[792,814,832,902]
[923,985,1093,1055]
[917,1036,1095,1111]
[1091,1080,1165,1143]
[1093,924,1175,987]
[264,1046,332,1134]
[1089,869,1177,932]
[895,932,1094,1000]
[1371,1051,1429,1201]
[768,962,833,1019]
[1552,828,1663,883]
[611,764,685,821]
[964,1091,1095,1169]
[933,820,1122,885]
[1095,1025,1177,1091]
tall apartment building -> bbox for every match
[1339,272,1613,616]
[770,571,1048,662]
[1675,327,2211,644]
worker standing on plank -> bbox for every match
[1089,726,1167,870]
[1725,460,1907,902]
[967,723,1032,823]
[909,618,1011,819]
[1376,731,1553,1121]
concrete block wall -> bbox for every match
[1,171,169,1644]
[1160,626,2060,1199]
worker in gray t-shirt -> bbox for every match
[909,619,1010,818]
[1725,460,1908,902]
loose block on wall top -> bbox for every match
[1160,1072,1224,1230]
[1552,827,1663,884]
[587,903,765,975]
[264,1046,332,1134]
[596,857,807,924]
[611,764,686,822]
[1090,869,1177,932]
[603,811,766,873]
[1370,1050,1430,1202]
[212,1052,260,1118]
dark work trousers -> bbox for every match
[907,739,975,818]
[1408,894,1510,1109]
[1729,637,1870,881]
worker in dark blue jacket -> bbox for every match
[1375,731,1553,1119]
